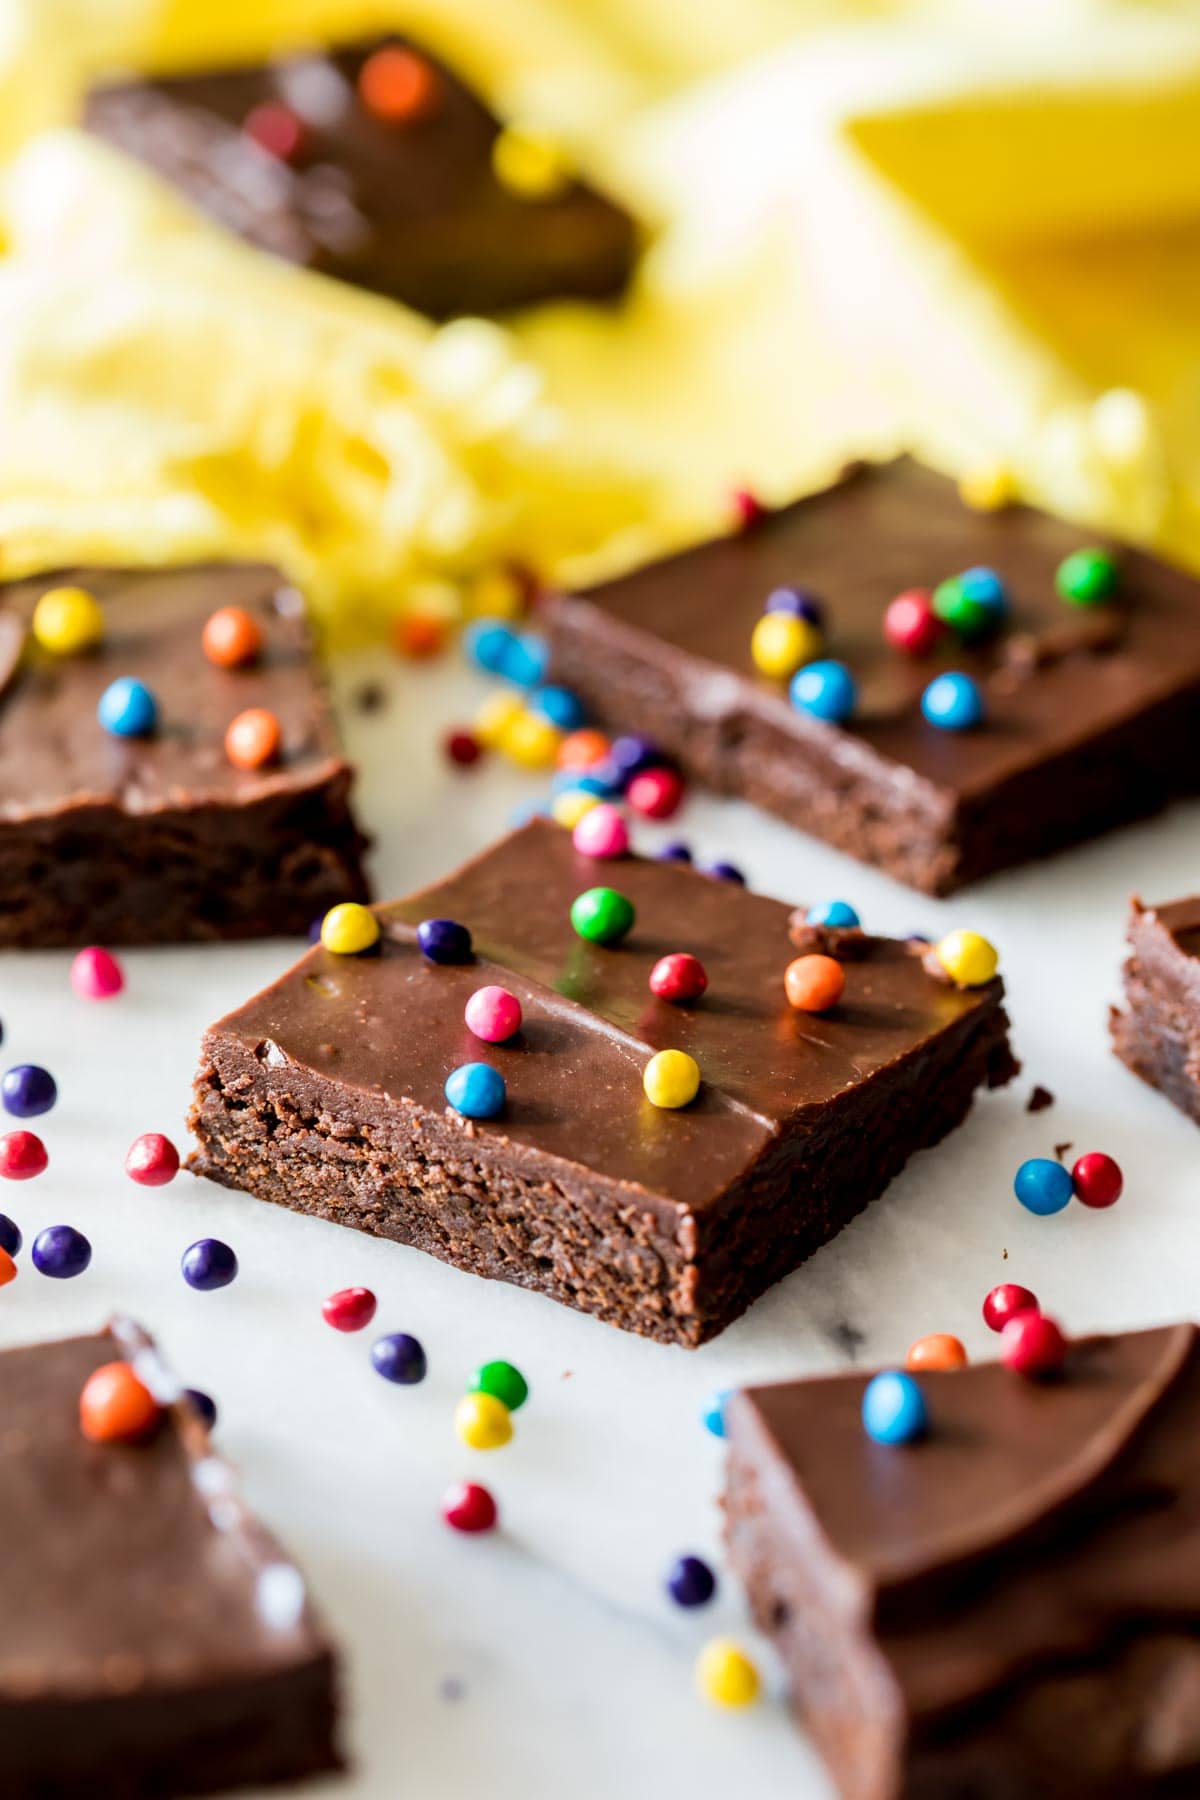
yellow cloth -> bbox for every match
[1,0,1200,642]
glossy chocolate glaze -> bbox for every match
[556,459,1200,804]
[0,562,348,820]
[729,1323,1200,1774]
[202,818,1001,1213]
[85,37,636,317]
[0,1323,339,1793]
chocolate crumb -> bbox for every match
[351,682,388,715]
[1054,1142,1074,1162]
[1026,1084,1055,1113]
[826,1321,866,1361]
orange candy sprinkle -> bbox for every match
[784,953,845,1013]
[79,1362,163,1444]
[202,605,263,669]
[358,47,440,125]
[906,1333,968,1372]
[225,707,282,770]
[0,1247,15,1287]
[394,614,446,659]
[557,728,611,772]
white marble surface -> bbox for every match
[3,645,1199,1800]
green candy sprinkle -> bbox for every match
[570,885,635,945]
[1056,547,1119,606]
[932,576,992,640]
[471,1359,529,1412]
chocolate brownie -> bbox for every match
[0,1319,340,1797]
[187,819,1015,1346]
[0,562,367,945]
[546,458,1200,894]
[1111,896,1200,1124]
[85,36,637,317]
[725,1322,1200,1799]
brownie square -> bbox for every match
[187,819,1015,1346]
[85,36,637,318]
[546,458,1200,894]
[1110,896,1200,1123]
[725,1323,1200,1799]
[0,562,367,946]
[0,1319,340,1798]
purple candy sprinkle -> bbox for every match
[32,1225,91,1279]
[416,918,473,965]
[1,1064,57,1119]
[185,1387,218,1429]
[765,585,824,627]
[182,1238,238,1291]
[665,1553,717,1608]
[706,861,746,885]
[0,1213,21,1257]
[656,841,693,864]
[371,1332,428,1385]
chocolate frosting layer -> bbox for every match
[0,1322,330,1702]
[737,1323,1200,1726]
[557,458,1200,803]
[205,818,1000,1212]
[85,37,636,316]
[0,563,348,820]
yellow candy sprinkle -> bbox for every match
[695,1639,761,1709]
[643,1048,701,1110]
[551,789,601,829]
[455,1391,513,1451]
[31,586,105,655]
[957,464,1015,513]
[467,568,526,622]
[750,612,822,680]
[492,126,570,198]
[499,709,562,770]
[320,903,380,956]
[934,929,998,988]
[474,692,526,750]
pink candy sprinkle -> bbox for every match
[465,985,523,1044]
[70,946,124,1000]
[572,803,629,859]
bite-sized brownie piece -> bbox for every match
[188,819,1015,1346]
[1111,895,1200,1123]
[0,562,367,945]
[0,1319,341,1798]
[85,36,637,317]
[725,1322,1200,1799]
[546,458,1200,894]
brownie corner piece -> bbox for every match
[0,1318,341,1798]
[0,561,368,945]
[724,1321,1200,1799]
[1111,893,1200,1124]
[84,36,637,318]
[188,818,1014,1346]
[545,457,1200,893]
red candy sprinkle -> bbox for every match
[649,953,708,1005]
[731,487,767,531]
[0,1131,46,1180]
[982,1283,1039,1333]
[883,588,944,657]
[441,1480,498,1534]
[322,1286,378,1333]
[626,766,684,820]
[445,730,483,768]
[70,945,124,999]
[243,101,306,163]
[125,1133,180,1187]
[1071,1151,1123,1209]
[0,1247,16,1287]
[1000,1311,1067,1379]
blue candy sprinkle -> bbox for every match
[464,619,518,675]
[807,900,860,929]
[959,566,1008,620]
[1014,1157,1073,1217]
[862,1371,928,1445]
[701,1388,731,1438]
[497,632,549,689]
[550,770,616,799]
[97,677,157,738]
[445,1063,506,1120]
[790,659,857,724]
[529,686,586,732]
[921,671,984,731]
